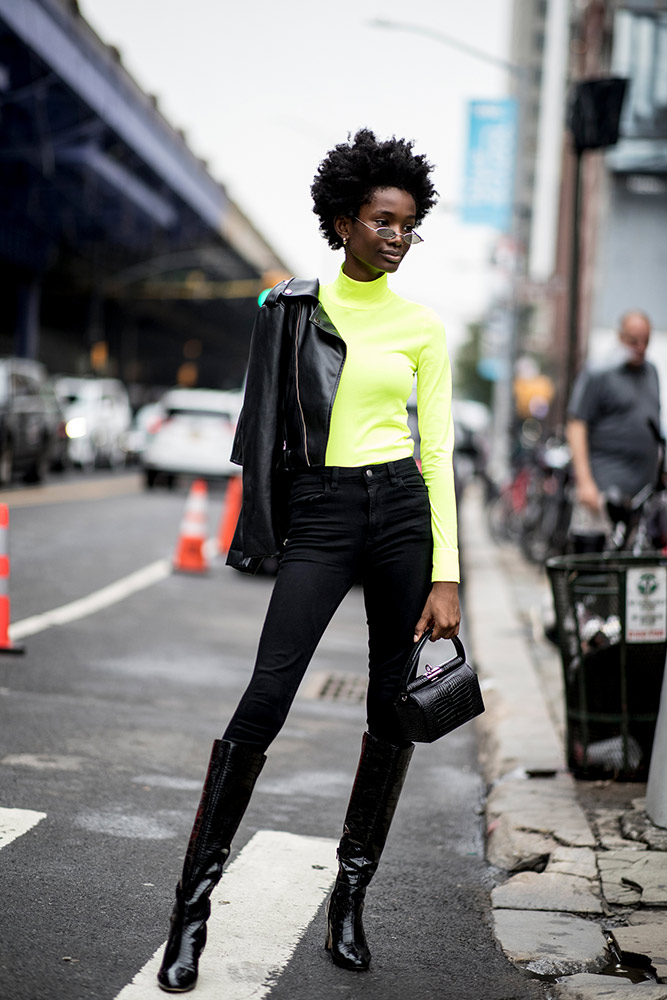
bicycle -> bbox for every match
[603,482,667,554]
[519,438,573,564]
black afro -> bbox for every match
[311,128,438,249]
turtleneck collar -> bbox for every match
[326,266,393,309]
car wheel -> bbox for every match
[144,468,158,490]
[0,444,12,487]
[165,474,176,490]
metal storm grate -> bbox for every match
[302,671,367,704]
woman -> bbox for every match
[157,129,460,993]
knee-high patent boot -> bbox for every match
[157,739,266,993]
[326,732,414,971]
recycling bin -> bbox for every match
[546,552,667,780]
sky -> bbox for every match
[77,0,513,354]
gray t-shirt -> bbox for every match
[568,360,661,497]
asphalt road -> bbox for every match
[0,470,547,1000]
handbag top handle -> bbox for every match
[399,629,467,690]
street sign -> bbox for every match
[626,565,667,643]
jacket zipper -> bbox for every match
[293,302,311,466]
[326,350,346,445]
[310,304,347,453]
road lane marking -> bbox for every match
[115,830,338,1000]
[9,559,171,641]
[0,807,46,849]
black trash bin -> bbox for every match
[546,552,667,780]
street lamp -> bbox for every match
[369,18,526,78]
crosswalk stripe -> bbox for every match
[0,806,46,849]
[115,830,338,999]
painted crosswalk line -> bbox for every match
[0,806,46,849]
[116,829,338,999]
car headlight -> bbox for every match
[65,417,88,439]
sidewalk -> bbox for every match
[461,482,667,1000]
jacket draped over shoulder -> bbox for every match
[226,278,346,573]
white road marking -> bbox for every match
[115,830,338,1000]
[9,558,172,641]
[0,806,46,849]
[8,533,222,643]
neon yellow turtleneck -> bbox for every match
[319,267,459,582]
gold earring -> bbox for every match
[343,237,349,246]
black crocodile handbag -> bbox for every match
[395,630,485,743]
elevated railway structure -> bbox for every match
[0,0,288,396]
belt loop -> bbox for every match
[387,461,398,484]
[331,466,339,492]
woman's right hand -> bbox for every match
[413,581,460,642]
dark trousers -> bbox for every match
[223,457,433,751]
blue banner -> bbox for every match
[461,99,518,232]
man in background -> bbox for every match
[566,310,661,548]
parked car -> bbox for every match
[142,387,243,489]
[54,376,132,469]
[0,357,56,485]
[122,401,164,464]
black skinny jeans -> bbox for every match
[223,457,433,751]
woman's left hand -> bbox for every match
[413,581,460,642]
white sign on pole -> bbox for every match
[626,566,667,643]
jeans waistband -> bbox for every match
[294,456,418,488]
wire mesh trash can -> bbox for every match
[546,553,667,780]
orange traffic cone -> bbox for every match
[173,480,209,573]
[217,476,243,555]
[0,504,24,654]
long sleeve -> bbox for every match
[416,314,459,582]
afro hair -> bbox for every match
[311,128,438,249]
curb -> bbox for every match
[461,483,667,999]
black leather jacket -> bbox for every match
[226,277,346,572]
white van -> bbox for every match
[55,376,132,469]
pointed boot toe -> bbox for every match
[157,962,197,993]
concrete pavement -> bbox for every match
[461,482,667,999]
